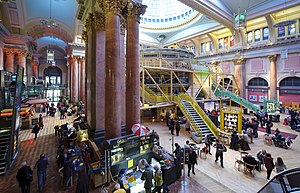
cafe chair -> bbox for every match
[244,162,256,175]
[234,158,244,171]
[240,151,249,159]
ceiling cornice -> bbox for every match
[178,0,233,31]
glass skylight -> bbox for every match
[140,0,199,30]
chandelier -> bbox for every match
[233,7,247,31]
[40,0,58,28]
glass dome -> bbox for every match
[140,0,200,30]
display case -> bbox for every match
[140,134,154,154]
[220,110,242,133]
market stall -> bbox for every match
[264,99,280,122]
[102,133,179,192]
[0,105,35,129]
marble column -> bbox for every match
[31,54,40,78]
[72,56,79,102]
[3,48,15,73]
[94,11,106,130]
[120,18,126,127]
[79,56,86,102]
[234,58,246,98]
[68,55,75,101]
[126,1,146,133]
[16,50,27,75]
[268,54,278,101]
[104,0,126,139]
[82,31,88,105]
[85,14,97,132]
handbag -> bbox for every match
[26,167,33,182]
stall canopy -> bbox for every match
[25,99,48,105]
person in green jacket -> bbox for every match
[153,165,163,193]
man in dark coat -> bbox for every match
[175,120,181,136]
[59,156,73,189]
[76,170,89,193]
[188,149,198,176]
[213,140,226,168]
[141,165,153,193]
[32,124,40,140]
[34,154,49,192]
[16,161,33,193]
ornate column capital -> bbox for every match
[16,50,27,56]
[94,11,106,31]
[127,1,147,22]
[233,58,246,65]
[85,13,94,32]
[82,30,88,42]
[103,0,127,16]
[268,54,278,62]
[3,48,17,55]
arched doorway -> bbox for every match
[247,77,268,103]
[279,77,300,107]
[219,77,233,91]
[44,66,62,87]
[43,66,64,101]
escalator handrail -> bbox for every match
[257,167,300,193]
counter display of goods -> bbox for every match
[152,145,174,163]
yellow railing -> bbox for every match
[140,86,171,103]
[178,93,219,138]
[174,95,203,141]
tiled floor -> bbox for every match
[0,112,299,193]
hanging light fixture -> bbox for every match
[233,7,247,31]
[40,0,58,28]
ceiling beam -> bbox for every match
[178,0,233,31]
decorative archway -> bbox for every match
[279,77,300,105]
[247,77,269,103]
[43,66,62,87]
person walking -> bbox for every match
[38,114,44,130]
[166,110,170,126]
[169,118,175,135]
[59,156,73,190]
[275,157,287,173]
[16,161,33,193]
[264,153,275,180]
[213,140,226,168]
[188,149,198,176]
[141,165,153,193]
[75,169,89,193]
[175,120,181,136]
[204,134,212,155]
[153,165,163,193]
[34,154,49,192]
[32,124,40,140]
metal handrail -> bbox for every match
[178,93,219,138]
[174,95,203,141]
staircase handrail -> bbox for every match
[178,93,219,137]
[212,83,260,112]
[174,96,203,141]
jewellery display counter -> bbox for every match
[103,133,178,192]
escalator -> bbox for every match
[213,82,260,112]
[0,127,11,175]
[258,167,300,193]
[175,94,218,142]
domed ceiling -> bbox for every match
[140,0,200,30]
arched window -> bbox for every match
[279,77,300,87]
[248,78,268,87]
[254,29,261,42]
[44,66,62,86]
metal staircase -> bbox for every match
[0,127,11,175]
[175,94,219,143]
[182,100,213,141]
[213,82,260,112]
